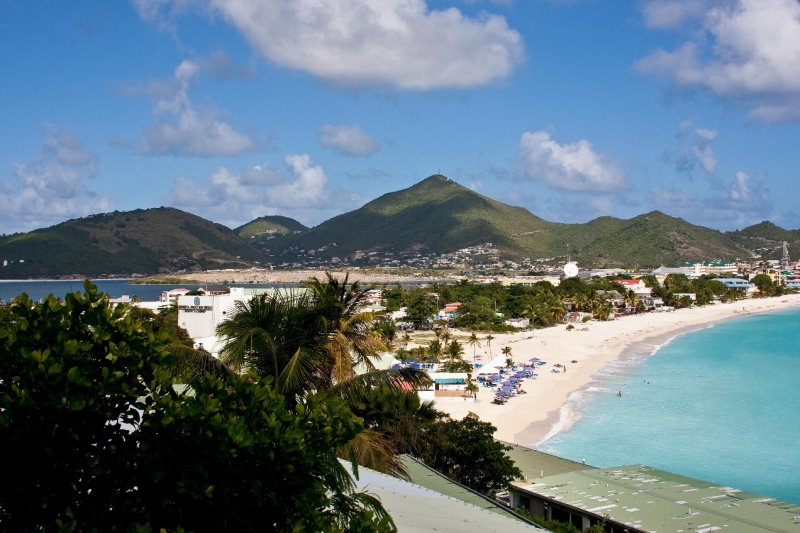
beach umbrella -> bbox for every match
[529,358,540,362]
[410,358,420,363]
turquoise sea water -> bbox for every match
[540,308,800,504]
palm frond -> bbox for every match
[327,368,432,404]
[337,428,408,479]
[166,344,233,382]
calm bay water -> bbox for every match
[0,280,290,303]
[540,308,800,504]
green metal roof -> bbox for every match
[512,464,800,533]
[499,441,595,479]
[401,456,533,522]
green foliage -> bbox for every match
[234,215,308,240]
[0,207,262,278]
[454,296,495,326]
[419,413,522,497]
[133,371,394,533]
[515,508,584,533]
[0,281,171,531]
[277,175,749,267]
[0,281,395,533]
[404,288,437,327]
[381,285,404,312]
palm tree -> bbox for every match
[215,275,431,477]
[573,293,589,312]
[624,289,639,313]
[485,334,495,358]
[502,346,513,370]
[440,327,452,346]
[467,332,482,363]
[427,339,443,362]
[464,373,479,400]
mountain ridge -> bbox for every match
[1,175,795,279]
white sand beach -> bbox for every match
[431,294,800,447]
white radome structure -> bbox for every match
[563,262,579,278]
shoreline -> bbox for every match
[432,294,800,449]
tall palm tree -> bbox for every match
[216,277,431,477]
[485,334,495,358]
[624,289,639,313]
[440,327,452,346]
[427,339,443,362]
[467,333,482,363]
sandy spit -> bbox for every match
[136,269,449,285]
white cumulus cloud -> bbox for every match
[649,170,772,227]
[318,124,380,157]
[163,154,362,227]
[517,130,628,193]
[636,0,800,121]
[114,59,260,156]
[136,0,525,90]
[0,127,115,234]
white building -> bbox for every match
[160,288,191,303]
[615,278,652,296]
[177,287,302,354]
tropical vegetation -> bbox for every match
[0,281,393,533]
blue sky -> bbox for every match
[2,0,799,234]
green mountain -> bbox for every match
[3,176,790,279]
[235,215,308,242]
[280,175,751,267]
[726,221,800,261]
[0,208,262,279]
[283,174,552,257]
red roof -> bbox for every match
[617,279,642,285]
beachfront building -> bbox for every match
[614,279,652,296]
[504,318,531,328]
[416,372,473,402]
[717,278,757,295]
[509,464,800,533]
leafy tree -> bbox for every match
[132,372,395,533]
[454,296,494,327]
[0,283,171,531]
[381,285,404,312]
[371,314,397,347]
[403,288,437,327]
[485,334,495,358]
[751,273,777,296]
[0,281,393,533]
[420,413,522,496]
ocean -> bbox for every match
[540,307,800,504]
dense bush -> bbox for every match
[0,282,394,533]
